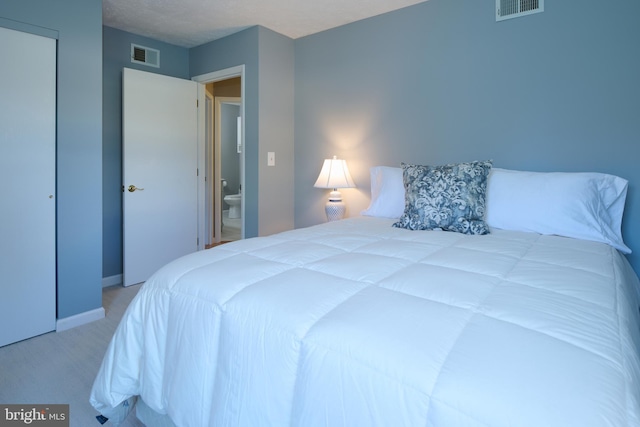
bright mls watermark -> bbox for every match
[0,405,68,426]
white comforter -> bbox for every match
[91,217,640,426]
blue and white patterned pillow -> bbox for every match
[393,160,492,235]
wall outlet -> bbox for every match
[267,152,275,166]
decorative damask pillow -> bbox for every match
[393,160,492,235]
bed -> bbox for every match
[91,163,640,426]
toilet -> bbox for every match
[224,194,241,219]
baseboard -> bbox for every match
[56,307,105,332]
[102,274,123,288]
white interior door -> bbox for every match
[123,68,199,286]
[0,27,56,346]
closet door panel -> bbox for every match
[0,26,56,347]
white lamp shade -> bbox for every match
[314,156,356,221]
[313,156,356,190]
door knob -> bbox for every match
[128,185,144,192]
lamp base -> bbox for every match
[325,200,346,221]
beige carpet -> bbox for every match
[0,284,145,427]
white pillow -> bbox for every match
[361,166,405,219]
[485,168,630,253]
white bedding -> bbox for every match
[91,217,640,426]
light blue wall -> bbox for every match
[0,0,103,318]
[294,0,640,272]
[191,27,260,238]
[190,26,295,238]
[103,25,294,279]
[8,0,638,312]
[102,26,190,279]
[256,27,295,236]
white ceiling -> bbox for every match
[103,0,428,48]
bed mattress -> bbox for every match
[91,217,640,426]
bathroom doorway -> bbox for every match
[204,77,242,246]
[216,97,241,242]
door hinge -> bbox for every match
[197,168,199,176]
[197,237,199,246]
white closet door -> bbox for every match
[0,27,56,347]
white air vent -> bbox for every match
[131,44,160,68]
[497,0,544,21]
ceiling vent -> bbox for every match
[496,0,544,21]
[131,44,160,68]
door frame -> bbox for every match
[204,89,214,245]
[193,65,246,250]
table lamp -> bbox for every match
[314,155,356,221]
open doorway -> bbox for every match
[205,78,241,247]
[215,95,241,243]
[193,66,245,249]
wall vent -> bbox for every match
[497,0,544,21]
[131,44,160,68]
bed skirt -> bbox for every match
[136,398,177,427]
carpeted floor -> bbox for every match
[0,284,145,427]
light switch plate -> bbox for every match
[267,152,275,166]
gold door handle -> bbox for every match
[128,185,144,192]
